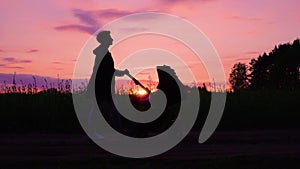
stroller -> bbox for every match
[121,65,186,137]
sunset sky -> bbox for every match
[1,0,300,87]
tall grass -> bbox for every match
[0,75,75,94]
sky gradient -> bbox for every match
[1,0,300,86]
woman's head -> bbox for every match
[96,31,113,46]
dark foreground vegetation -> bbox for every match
[0,92,80,133]
[0,89,299,134]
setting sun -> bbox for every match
[136,89,148,96]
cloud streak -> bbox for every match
[157,0,217,7]
[0,49,39,54]
[27,49,39,53]
[54,8,135,34]
[3,57,15,62]
[96,9,133,18]
[73,9,97,25]
[227,16,263,23]
[52,61,64,64]
[2,57,32,63]
[55,24,97,34]
[235,57,252,62]
[20,60,32,63]
[5,66,25,69]
[244,51,260,55]
[54,9,100,34]
[0,63,24,69]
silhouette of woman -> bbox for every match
[88,30,128,130]
[87,31,181,138]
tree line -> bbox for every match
[229,39,300,92]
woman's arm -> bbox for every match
[114,69,129,77]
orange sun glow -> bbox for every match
[136,89,148,96]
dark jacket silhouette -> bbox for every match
[87,31,127,129]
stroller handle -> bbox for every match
[125,72,151,94]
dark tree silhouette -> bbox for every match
[248,53,270,90]
[249,39,300,90]
[229,62,249,92]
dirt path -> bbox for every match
[1,129,300,168]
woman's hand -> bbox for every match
[123,69,129,76]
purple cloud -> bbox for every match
[2,57,32,63]
[27,49,39,53]
[20,60,32,63]
[0,64,6,67]
[96,9,133,18]
[73,9,97,25]
[54,9,100,34]
[3,57,16,62]
[54,8,135,34]
[55,24,97,34]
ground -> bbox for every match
[1,129,300,169]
